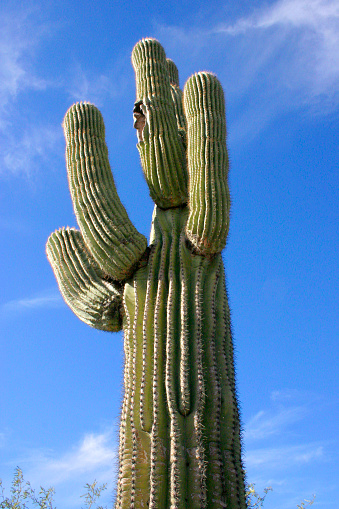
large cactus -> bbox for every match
[46,38,247,508]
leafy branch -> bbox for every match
[245,480,316,509]
[0,468,107,509]
[246,482,273,508]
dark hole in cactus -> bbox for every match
[133,100,146,142]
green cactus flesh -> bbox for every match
[46,38,246,508]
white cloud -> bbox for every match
[2,430,118,508]
[242,390,336,507]
[214,0,339,100]
[245,442,324,469]
[216,0,338,33]
[0,8,48,128]
[157,0,339,144]
[0,124,63,177]
[34,431,117,485]
[67,63,120,106]
[1,289,64,316]
[270,389,298,402]
[0,6,63,178]
[245,405,308,441]
[0,432,6,448]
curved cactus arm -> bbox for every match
[167,58,187,148]
[131,38,188,209]
[183,72,231,256]
[64,102,147,281]
[46,227,123,332]
[166,58,179,87]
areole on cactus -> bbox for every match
[46,38,247,508]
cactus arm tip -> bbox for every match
[183,71,231,256]
[131,38,188,209]
[46,227,124,332]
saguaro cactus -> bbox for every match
[47,38,247,508]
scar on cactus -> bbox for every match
[46,38,247,508]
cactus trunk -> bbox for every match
[116,207,245,509]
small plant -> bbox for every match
[245,482,272,508]
[297,494,316,508]
[0,468,107,509]
[80,481,107,509]
[0,467,55,509]
[245,480,316,509]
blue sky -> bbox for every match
[0,0,338,507]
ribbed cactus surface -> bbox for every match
[47,38,246,508]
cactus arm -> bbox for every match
[131,38,188,209]
[167,58,179,87]
[183,72,231,256]
[46,227,123,332]
[167,58,187,144]
[64,102,147,281]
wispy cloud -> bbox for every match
[2,429,117,508]
[67,63,119,106]
[1,288,64,316]
[66,53,131,108]
[27,430,117,486]
[0,5,129,178]
[245,442,324,469]
[0,6,63,178]
[215,0,338,34]
[243,390,336,507]
[0,432,6,448]
[1,124,63,177]
[214,0,339,99]
[245,405,308,441]
[0,7,48,129]
[270,389,299,402]
[157,0,339,143]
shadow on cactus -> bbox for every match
[46,38,247,508]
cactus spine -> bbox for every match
[47,38,247,508]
